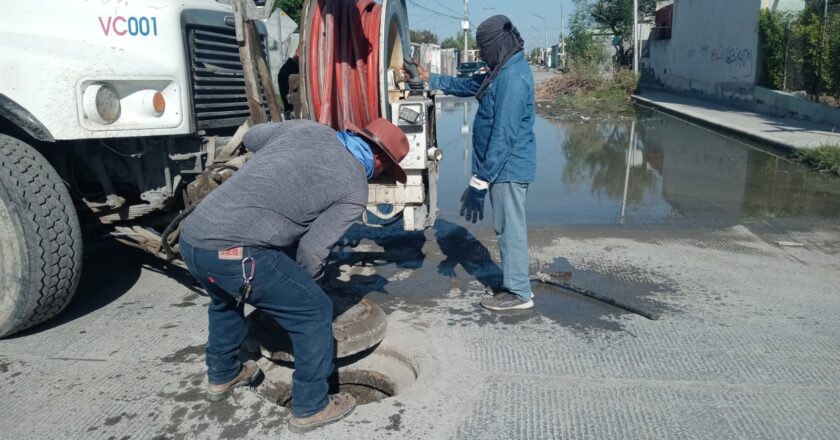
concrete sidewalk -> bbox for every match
[634,91,840,151]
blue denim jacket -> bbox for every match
[429,51,536,184]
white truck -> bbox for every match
[0,0,439,337]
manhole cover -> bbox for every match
[248,295,387,361]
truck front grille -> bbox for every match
[187,26,268,130]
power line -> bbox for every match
[407,0,462,20]
[431,0,460,16]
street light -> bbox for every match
[530,12,548,55]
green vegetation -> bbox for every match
[562,0,656,67]
[758,9,790,91]
[410,29,439,45]
[441,31,477,53]
[758,2,840,102]
[587,0,656,65]
[537,1,643,120]
[795,145,840,176]
[275,0,304,23]
[566,8,609,69]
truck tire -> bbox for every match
[0,134,83,337]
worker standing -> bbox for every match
[178,118,409,432]
[412,15,536,311]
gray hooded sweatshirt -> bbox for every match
[180,120,368,279]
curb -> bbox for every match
[632,94,799,156]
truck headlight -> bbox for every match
[83,84,121,125]
[77,78,182,132]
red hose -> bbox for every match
[308,0,382,131]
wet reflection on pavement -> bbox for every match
[434,97,840,228]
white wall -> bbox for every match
[641,0,762,103]
[412,43,442,74]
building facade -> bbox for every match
[641,0,762,104]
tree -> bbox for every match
[276,0,304,24]
[758,9,792,90]
[528,48,541,64]
[586,0,656,66]
[567,4,608,68]
[410,29,439,45]
[441,31,477,53]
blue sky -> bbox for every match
[406,0,572,50]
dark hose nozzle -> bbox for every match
[403,56,425,94]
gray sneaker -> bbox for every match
[483,286,503,297]
[480,292,534,311]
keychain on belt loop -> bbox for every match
[237,256,255,307]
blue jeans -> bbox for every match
[489,182,533,301]
[179,238,334,418]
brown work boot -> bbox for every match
[206,360,262,402]
[288,392,357,433]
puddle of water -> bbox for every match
[434,97,840,228]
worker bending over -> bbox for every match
[414,15,537,311]
[178,118,409,433]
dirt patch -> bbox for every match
[103,412,136,426]
[155,393,287,439]
[161,344,206,363]
[536,73,604,101]
[383,409,405,431]
[819,95,840,109]
[170,302,197,308]
[535,71,638,122]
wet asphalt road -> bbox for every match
[2,77,840,438]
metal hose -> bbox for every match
[161,205,196,261]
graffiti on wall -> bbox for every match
[709,45,754,78]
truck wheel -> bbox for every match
[0,134,83,337]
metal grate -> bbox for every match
[187,27,268,130]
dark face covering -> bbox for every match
[475,15,525,100]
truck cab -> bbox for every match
[1,0,267,337]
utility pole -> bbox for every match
[560,0,565,69]
[818,0,828,99]
[633,0,639,74]
[560,1,564,44]
[463,0,470,64]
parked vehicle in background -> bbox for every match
[457,61,488,77]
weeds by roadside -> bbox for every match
[795,145,840,176]
[535,68,638,121]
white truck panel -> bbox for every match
[0,0,233,140]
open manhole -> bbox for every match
[269,369,396,407]
[257,346,417,408]
[247,295,387,361]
